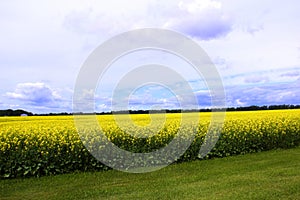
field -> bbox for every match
[1,110,300,178]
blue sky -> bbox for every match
[1,0,300,113]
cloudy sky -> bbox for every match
[1,0,300,113]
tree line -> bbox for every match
[0,109,33,116]
[1,104,300,116]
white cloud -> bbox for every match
[6,82,61,103]
[179,0,221,12]
[244,76,269,84]
[225,78,300,107]
[4,82,72,113]
[235,99,246,107]
[165,0,232,40]
[62,0,233,41]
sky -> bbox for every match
[1,0,300,113]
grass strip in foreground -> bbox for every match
[1,147,300,200]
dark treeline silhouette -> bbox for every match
[111,104,300,114]
[0,109,33,116]
[77,104,300,115]
[226,104,300,111]
[36,112,72,116]
[1,104,300,116]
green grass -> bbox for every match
[1,147,300,200]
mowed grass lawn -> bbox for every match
[1,147,300,200]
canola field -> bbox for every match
[1,110,300,178]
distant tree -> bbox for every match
[0,109,33,116]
